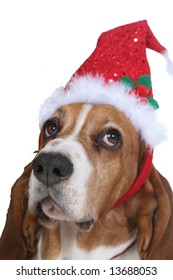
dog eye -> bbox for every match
[43,120,59,138]
[100,130,122,148]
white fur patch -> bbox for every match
[71,104,93,137]
[29,105,94,222]
[39,75,166,148]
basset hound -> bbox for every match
[0,103,173,259]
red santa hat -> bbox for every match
[39,20,169,148]
[38,20,171,207]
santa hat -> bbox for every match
[39,20,169,148]
[38,20,170,207]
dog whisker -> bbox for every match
[86,200,98,221]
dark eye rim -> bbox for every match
[42,119,59,140]
[96,129,122,150]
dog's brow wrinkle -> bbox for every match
[71,104,92,137]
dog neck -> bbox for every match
[36,204,139,260]
[56,221,138,260]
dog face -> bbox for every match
[29,103,140,229]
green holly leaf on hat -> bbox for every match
[121,75,152,89]
[120,75,159,109]
[147,97,159,109]
[121,75,152,92]
[120,76,135,89]
[135,75,152,89]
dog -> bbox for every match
[0,103,173,259]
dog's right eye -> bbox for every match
[43,120,59,139]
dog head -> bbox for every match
[1,102,172,260]
[29,103,141,229]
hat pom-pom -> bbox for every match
[163,50,173,74]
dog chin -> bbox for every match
[36,196,95,231]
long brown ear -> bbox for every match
[136,165,173,259]
[0,163,40,259]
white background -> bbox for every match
[0,0,173,236]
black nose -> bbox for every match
[32,153,73,186]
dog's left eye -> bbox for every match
[99,129,122,148]
[43,120,59,138]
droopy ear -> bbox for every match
[136,165,173,260]
[0,163,40,259]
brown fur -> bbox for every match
[41,224,61,259]
[0,163,39,259]
[0,104,173,259]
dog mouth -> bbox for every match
[37,196,66,221]
[37,196,95,231]
[75,219,94,231]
